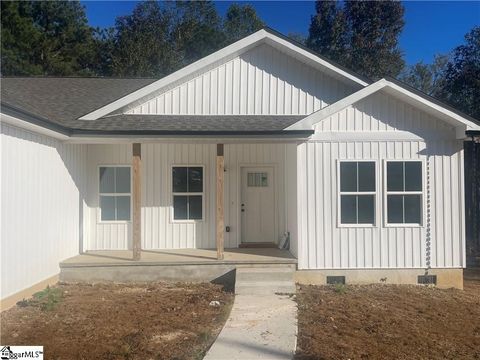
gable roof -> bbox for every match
[1,77,156,127]
[78,28,370,121]
[287,78,480,133]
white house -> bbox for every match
[2,28,479,306]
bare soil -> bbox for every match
[296,274,480,360]
[1,282,233,360]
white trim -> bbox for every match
[382,159,425,228]
[78,29,368,120]
[1,112,69,140]
[287,79,480,132]
[308,131,453,142]
[97,165,132,224]
[170,165,205,223]
[337,160,378,228]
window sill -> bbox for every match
[171,219,205,224]
[338,224,377,228]
[98,220,132,224]
[384,223,423,228]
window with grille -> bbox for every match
[99,166,131,221]
[172,166,204,221]
[385,161,423,225]
[339,161,376,225]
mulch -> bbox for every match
[295,277,480,360]
[1,282,233,360]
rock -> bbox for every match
[209,300,221,307]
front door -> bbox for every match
[240,167,275,244]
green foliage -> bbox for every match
[306,1,347,63]
[1,1,98,76]
[307,0,405,79]
[223,3,265,44]
[400,55,448,96]
[31,286,64,311]
[172,1,225,67]
[108,1,178,77]
[438,27,480,119]
[333,283,347,294]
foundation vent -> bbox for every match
[326,276,345,285]
[417,275,437,285]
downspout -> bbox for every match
[425,152,432,274]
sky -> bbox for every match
[82,1,480,65]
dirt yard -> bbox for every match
[296,274,480,360]
[1,282,233,360]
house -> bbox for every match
[2,28,479,307]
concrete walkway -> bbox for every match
[204,294,297,360]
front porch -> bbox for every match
[62,248,297,266]
[59,248,297,289]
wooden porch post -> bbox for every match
[132,143,142,261]
[216,144,225,260]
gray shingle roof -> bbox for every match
[72,115,306,132]
[1,77,156,127]
[1,77,311,136]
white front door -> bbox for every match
[240,167,275,243]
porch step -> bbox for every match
[234,266,296,295]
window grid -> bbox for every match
[385,160,423,226]
[98,166,131,222]
[172,165,204,222]
[338,161,376,226]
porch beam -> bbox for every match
[132,143,142,261]
[216,144,225,260]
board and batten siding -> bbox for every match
[127,43,358,116]
[85,143,296,251]
[1,123,87,299]
[298,92,465,270]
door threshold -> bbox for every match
[239,242,278,249]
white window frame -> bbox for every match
[171,164,205,223]
[98,165,132,224]
[383,159,425,228]
[337,159,378,228]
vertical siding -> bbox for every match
[315,92,455,136]
[299,92,465,270]
[298,139,464,270]
[128,43,358,115]
[86,142,296,251]
[1,123,87,299]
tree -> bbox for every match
[108,1,178,77]
[1,1,97,76]
[287,32,307,46]
[400,55,448,96]
[306,0,405,79]
[438,27,480,119]
[345,0,405,78]
[171,1,225,66]
[306,1,347,62]
[223,3,264,44]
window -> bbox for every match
[247,172,268,187]
[339,161,376,225]
[172,166,203,221]
[386,161,423,225]
[99,166,131,221]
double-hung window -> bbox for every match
[385,161,423,225]
[172,166,204,221]
[339,161,376,225]
[99,166,131,221]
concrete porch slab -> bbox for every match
[61,248,297,267]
